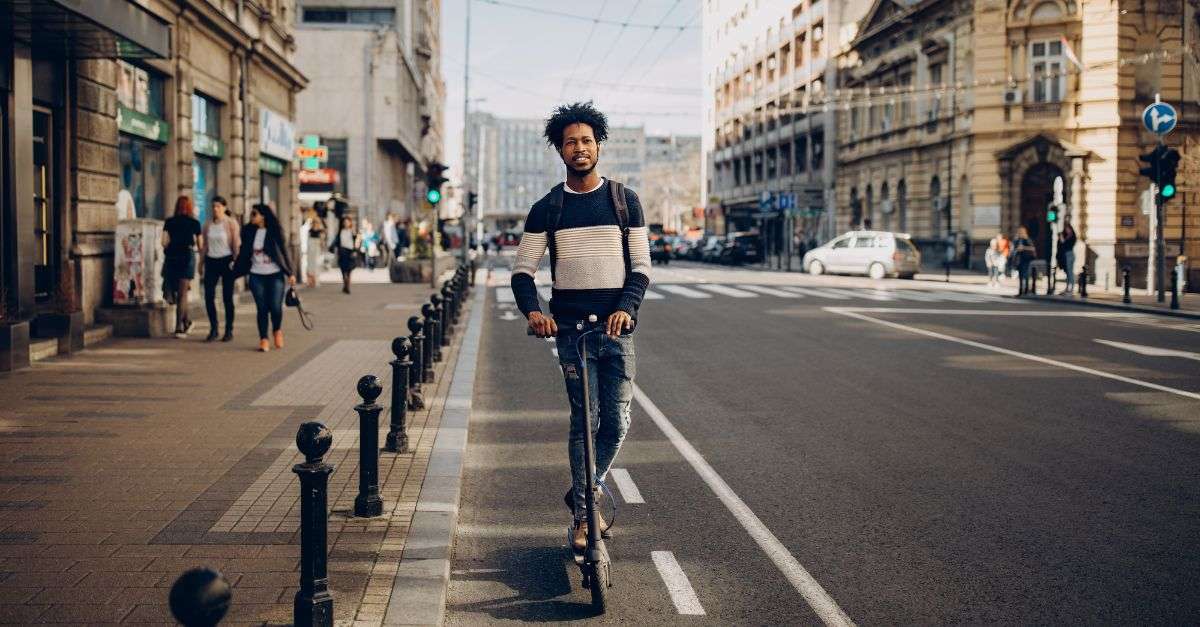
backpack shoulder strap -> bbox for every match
[544,183,565,282]
[608,180,632,276]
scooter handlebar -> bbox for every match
[526,314,601,336]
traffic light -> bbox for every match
[425,162,449,205]
[1139,145,1181,203]
[466,192,478,211]
[1046,206,1058,223]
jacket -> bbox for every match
[233,224,294,277]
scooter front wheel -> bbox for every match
[589,561,610,613]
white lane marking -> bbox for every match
[828,308,1200,401]
[736,284,800,298]
[658,284,712,299]
[1095,339,1200,361]
[633,385,855,626]
[821,288,895,301]
[828,307,1137,317]
[495,288,515,303]
[551,348,558,358]
[781,286,849,300]
[652,551,706,616]
[609,468,644,504]
[875,290,942,302]
[642,289,665,300]
[499,311,519,321]
[536,286,553,303]
[696,284,758,298]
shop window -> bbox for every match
[191,93,222,224]
[303,8,396,24]
[120,136,166,220]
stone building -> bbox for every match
[293,0,446,227]
[642,135,703,231]
[1,0,307,370]
[836,0,1199,287]
[702,0,872,266]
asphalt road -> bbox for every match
[446,259,1200,625]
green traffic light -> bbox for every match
[1047,210,1057,222]
[426,189,442,204]
[1161,184,1175,199]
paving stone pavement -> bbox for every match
[0,273,473,626]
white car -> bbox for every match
[803,231,922,279]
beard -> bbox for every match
[563,152,599,176]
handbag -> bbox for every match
[285,287,314,330]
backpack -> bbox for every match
[543,180,631,282]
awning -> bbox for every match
[3,0,171,59]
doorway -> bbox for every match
[1018,162,1064,260]
[32,107,56,302]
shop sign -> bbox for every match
[259,107,295,161]
[117,104,169,143]
[193,133,224,158]
[299,168,339,185]
[259,155,287,176]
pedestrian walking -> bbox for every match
[162,195,203,338]
[382,213,399,267]
[512,103,651,552]
[1058,223,1077,295]
[1013,226,1037,295]
[301,206,325,288]
[331,215,359,294]
[200,196,239,342]
[986,232,1008,287]
[360,218,381,271]
[234,204,295,352]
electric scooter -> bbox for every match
[529,314,613,612]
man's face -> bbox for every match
[559,123,600,175]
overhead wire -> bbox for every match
[610,0,683,88]
[473,0,697,29]
[561,0,609,99]
[590,0,644,82]
[633,5,701,86]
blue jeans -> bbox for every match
[556,330,635,521]
[1062,250,1076,292]
[248,272,285,339]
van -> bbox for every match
[802,231,921,279]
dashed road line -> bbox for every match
[696,284,758,298]
[652,551,706,616]
[737,284,801,298]
[781,286,849,300]
[658,284,712,299]
[642,289,665,300]
[633,385,855,626]
[609,468,644,504]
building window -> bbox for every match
[325,138,349,195]
[780,142,792,176]
[766,147,777,180]
[302,7,396,25]
[117,61,168,220]
[811,21,824,58]
[811,130,824,170]
[795,134,807,172]
[191,93,222,224]
[1030,39,1065,103]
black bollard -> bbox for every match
[431,294,448,354]
[470,259,477,286]
[1171,268,1180,310]
[353,376,384,517]
[1030,265,1039,296]
[406,316,426,409]
[386,338,411,454]
[421,303,439,375]
[293,422,334,626]
[1079,267,1088,298]
[1123,266,1132,304]
[442,283,456,331]
[1047,264,1055,295]
[169,568,231,627]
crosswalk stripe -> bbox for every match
[495,288,514,303]
[642,289,664,300]
[736,284,800,298]
[781,286,849,299]
[658,284,712,298]
[696,284,758,298]
[821,288,894,301]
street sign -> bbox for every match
[1142,101,1177,135]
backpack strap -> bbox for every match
[545,183,565,282]
[608,180,632,276]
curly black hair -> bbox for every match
[543,102,608,150]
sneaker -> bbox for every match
[258,339,270,352]
[273,330,284,349]
[182,319,194,335]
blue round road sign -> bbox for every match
[1142,102,1177,135]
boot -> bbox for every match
[221,329,234,342]
[205,328,219,342]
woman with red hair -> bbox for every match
[162,195,203,337]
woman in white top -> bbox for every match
[200,196,240,341]
[233,204,295,352]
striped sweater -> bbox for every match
[511,179,651,322]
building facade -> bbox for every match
[702,0,871,267]
[642,134,703,231]
[2,0,306,369]
[837,0,1199,288]
[294,0,445,226]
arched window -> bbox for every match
[850,186,861,227]
[930,175,942,235]
[897,179,908,232]
[880,181,891,230]
[865,184,875,230]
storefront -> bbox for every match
[191,93,224,224]
[116,60,169,220]
[258,106,295,212]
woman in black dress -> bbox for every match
[331,215,360,294]
[162,195,202,338]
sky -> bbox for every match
[440,0,704,185]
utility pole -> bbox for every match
[459,0,472,266]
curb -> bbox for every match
[384,269,485,626]
[1021,293,1200,320]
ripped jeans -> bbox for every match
[556,329,635,522]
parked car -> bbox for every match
[699,236,725,263]
[650,237,673,264]
[802,231,921,279]
[720,232,762,265]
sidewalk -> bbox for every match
[0,273,472,624]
